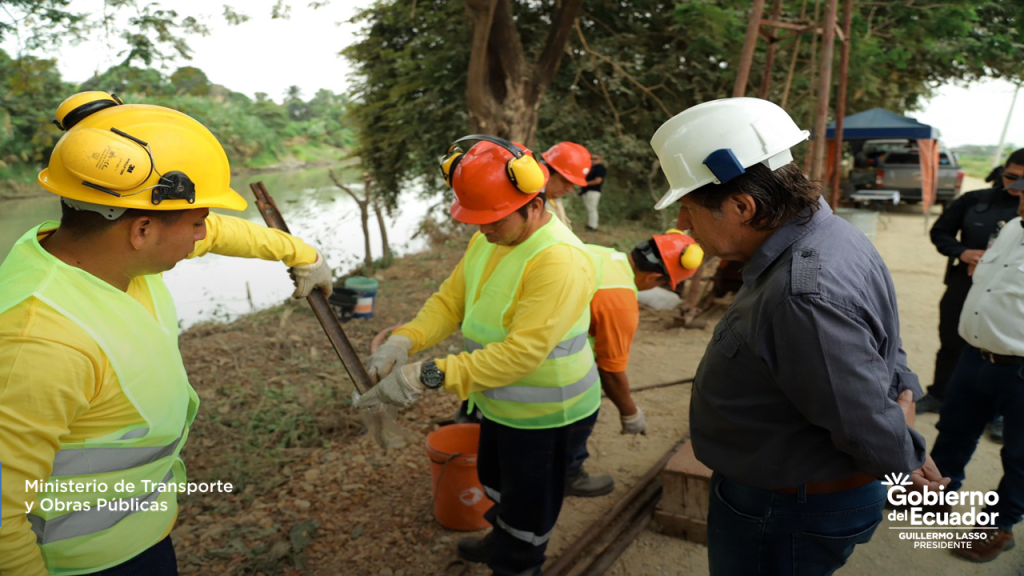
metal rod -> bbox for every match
[249,181,373,394]
[810,0,838,183]
[829,0,855,207]
[545,438,689,575]
[733,0,767,97]
[564,480,663,576]
[580,483,661,575]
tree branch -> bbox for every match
[329,169,366,207]
[573,19,672,117]
[535,0,585,91]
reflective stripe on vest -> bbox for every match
[481,363,598,403]
[464,332,589,360]
[29,470,175,545]
[51,429,185,477]
[0,222,198,574]
[461,218,600,429]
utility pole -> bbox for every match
[829,0,854,207]
[991,82,1021,168]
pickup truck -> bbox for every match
[848,149,965,208]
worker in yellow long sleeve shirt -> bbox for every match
[0,93,333,576]
[356,136,597,576]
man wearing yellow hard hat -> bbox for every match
[0,92,333,575]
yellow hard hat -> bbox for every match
[39,92,247,212]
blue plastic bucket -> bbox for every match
[344,276,379,319]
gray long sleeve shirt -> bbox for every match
[690,197,926,490]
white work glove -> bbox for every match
[289,250,333,299]
[367,334,413,384]
[355,362,424,410]
[621,408,647,435]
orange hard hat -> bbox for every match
[652,230,704,289]
[449,141,549,225]
[542,142,591,187]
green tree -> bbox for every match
[170,66,212,96]
[0,50,72,166]
[344,0,1024,217]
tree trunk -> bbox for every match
[367,173,392,264]
[329,168,374,269]
[359,203,372,269]
[464,0,584,145]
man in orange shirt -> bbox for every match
[567,232,703,496]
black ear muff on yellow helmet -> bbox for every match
[60,126,196,205]
[439,134,546,194]
[53,92,124,131]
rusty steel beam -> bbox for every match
[250,181,373,394]
[734,0,768,97]
[545,438,689,575]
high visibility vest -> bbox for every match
[584,244,639,352]
[462,217,599,429]
[0,222,199,575]
[586,244,638,294]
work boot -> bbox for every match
[915,394,943,414]
[953,527,1015,562]
[566,467,615,497]
[988,416,1005,444]
[456,531,493,563]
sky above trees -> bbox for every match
[1,0,1020,150]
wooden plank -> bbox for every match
[655,511,708,546]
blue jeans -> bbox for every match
[86,537,177,575]
[707,473,885,576]
[930,345,1024,530]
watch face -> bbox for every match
[421,362,445,389]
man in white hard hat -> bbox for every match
[0,92,333,575]
[650,97,948,574]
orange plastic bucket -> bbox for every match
[425,423,492,531]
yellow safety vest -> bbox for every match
[0,222,198,575]
[586,244,638,294]
[584,244,639,352]
[462,217,600,429]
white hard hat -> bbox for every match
[651,97,809,210]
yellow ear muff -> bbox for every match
[506,155,546,194]
[59,128,153,191]
[665,228,685,235]
[440,148,464,188]
[681,244,704,270]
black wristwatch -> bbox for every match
[420,360,446,389]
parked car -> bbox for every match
[847,145,964,208]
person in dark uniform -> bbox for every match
[919,148,1024,418]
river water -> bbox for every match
[0,166,441,329]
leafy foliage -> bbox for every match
[0,53,354,173]
[345,0,1024,222]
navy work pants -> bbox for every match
[477,412,598,576]
[931,345,1024,529]
[707,473,885,576]
[929,273,971,399]
[87,537,177,575]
